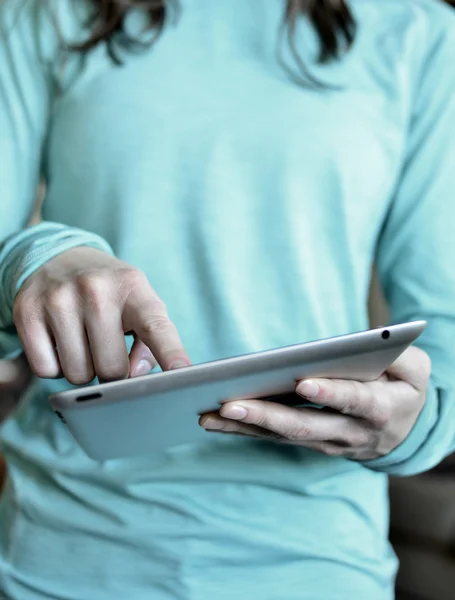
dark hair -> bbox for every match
[74,0,356,70]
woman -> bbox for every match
[1,0,455,598]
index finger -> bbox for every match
[122,285,191,371]
[295,378,382,421]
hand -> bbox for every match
[199,346,431,461]
[13,247,191,385]
[0,354,32,420]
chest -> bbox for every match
[44,2,411,250]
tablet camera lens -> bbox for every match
[381,330,390,340]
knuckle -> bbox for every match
[370,403,392,429]
[349,428,371,447]
[284,424,312,442]
[320,443,345,457]
[119,268,150,297]
[45,286,75,312]
[348,379,363,402]
[253,413,271,430]
[65,369,95,386]
[343,381,369,417]
[31,362,60,380]
[149,298,168,317]
[96,362,128,382]
[122,267,148,286]
[141,314,171,336]
[76,272,110,300]
[330,380,357,414]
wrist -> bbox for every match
[0,222,114,326]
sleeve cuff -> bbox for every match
[0,222,114,359]
[361,381,440,476]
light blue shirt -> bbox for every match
[1,0,455,598]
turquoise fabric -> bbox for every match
[1,0,455,598]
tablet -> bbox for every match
[49,320,426,461]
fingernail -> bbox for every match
[297,380,320,399]
[170,360,189,370]
[131,360,153,378]
[202,417,225,430]
[221,404,248,420]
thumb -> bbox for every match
[129,336,158,378]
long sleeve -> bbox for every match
[0,0,113,359]
[363,20,455,476]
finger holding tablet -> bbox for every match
[202,345,430,461]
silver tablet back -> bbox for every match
[50,320,426,460]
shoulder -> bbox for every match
[0,0,94,88]
[0,0,90,44]
[352,0,455,23]
[351,0,455,82]
[353,0,455,38]
[0,0,54,30]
